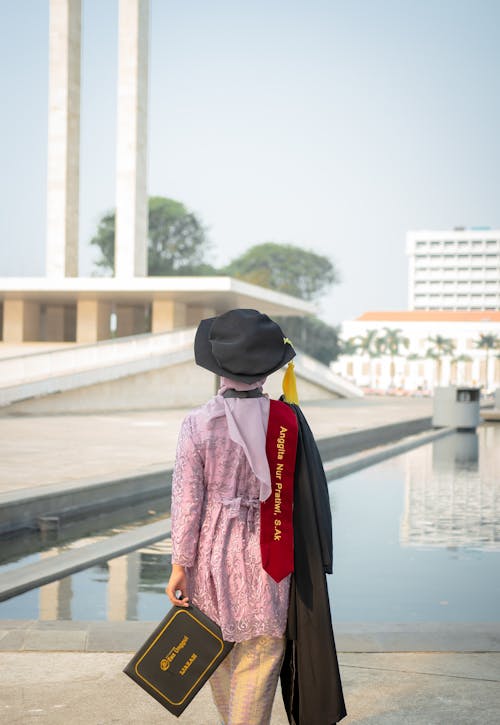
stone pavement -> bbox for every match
[0,650,498,724]
[0,395,433,493]
[0,621,499,724]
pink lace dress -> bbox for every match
[170,397,291,643]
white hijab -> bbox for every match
[213,376,272,502]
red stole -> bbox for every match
[260,400,298,582]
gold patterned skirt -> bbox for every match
[209,635,286,725]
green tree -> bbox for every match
[90,211,115,274]
[473,333,499,390]
[355,330,381,388]
[338,336,361,356]
[223,242,338,301]
[90,196,215,276]
[450,353,473,385]
[424,334,456,387]
[376,327,411,387]
[335,335,362,383]
[275,316,341,365]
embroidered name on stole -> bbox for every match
[260,400,298,582]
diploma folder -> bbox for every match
[123,603,234,717]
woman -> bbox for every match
[165,308,297,725]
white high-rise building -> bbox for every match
[406,228,500,311]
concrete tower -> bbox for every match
[114,0,150,278]
[45,0,81,278]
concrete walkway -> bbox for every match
[0,647,498,724]
[0,396,434,494]
[1,622,499,724]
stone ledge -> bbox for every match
[0,620,499,653]
[0,519,170,602]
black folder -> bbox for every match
[123,604,234,717]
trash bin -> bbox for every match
[432,385,481,430]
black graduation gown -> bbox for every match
[279,402,347,724]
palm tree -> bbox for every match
[450,353,473,385]
[336,336,361,382]
[355,330,381,388]
[338,336,360,356]
[375,327,410,388]
[405,352,423,391]
[425,335,455,387]
[473,333,499,391]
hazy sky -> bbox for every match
[1,0,499,325]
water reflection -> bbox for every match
[327,423,500,622]
[0,539,172,621]
[1,425,499,622]
[401,428,499,551]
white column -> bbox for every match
[152,300,187,333]
[46,0,81,278]
[76,299,112,342]
[115,0,150,278]
[3,300,41,342]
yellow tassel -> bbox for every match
[282,361,299,404]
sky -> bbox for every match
[1,0,499,326]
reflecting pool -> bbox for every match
[0,425,498,622]
[327,425,500,622]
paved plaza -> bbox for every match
[1,394,499,724]
[0,395,433,494]
[0,648,498,724]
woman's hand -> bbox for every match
[165,563,189,607]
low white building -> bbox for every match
[0,275,314,343]
[331,310,500,393]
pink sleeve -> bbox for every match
[170,414,205,567]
